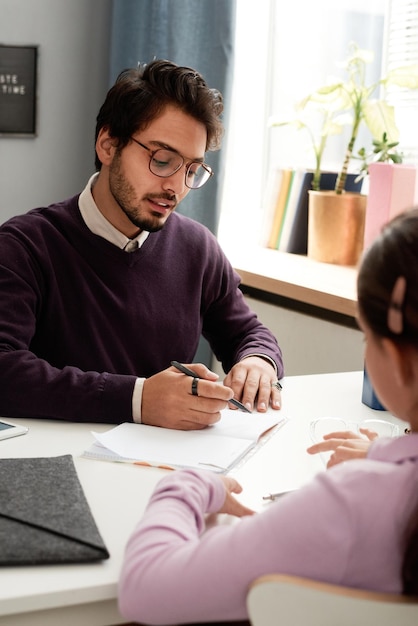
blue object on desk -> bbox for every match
[362,367,385,410]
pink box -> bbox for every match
[364,162,418,249]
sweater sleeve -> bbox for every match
[0,229,137,423]
[118,468,355,625]
[199,233,284,378]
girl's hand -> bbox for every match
[307,428,378,468]
[218,476,255,517]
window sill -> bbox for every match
[221,244,358,319]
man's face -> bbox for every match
[97,105,208,236]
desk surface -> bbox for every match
[0,371,402,625]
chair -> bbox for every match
[246,574,418,626]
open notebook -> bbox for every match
[82,409,288,473]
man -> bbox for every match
[0,60,283,429]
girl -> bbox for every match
[118,209,418,625]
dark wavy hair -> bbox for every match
[357,207,418,595]
[94,59,224,170]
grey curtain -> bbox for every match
[109,0,237,235]
[109,0,237,366]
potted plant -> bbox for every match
[270,42,418,265]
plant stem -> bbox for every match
[335,99,362,194]
[313,132,328,191]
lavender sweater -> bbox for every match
[118,435,418,624]
[0,195,282,422]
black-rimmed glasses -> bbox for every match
[130,137,214,189]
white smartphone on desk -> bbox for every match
[0,419,29,440]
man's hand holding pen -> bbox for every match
[171,361,251,413]
[141,357,282,430]
[141,363,235,430]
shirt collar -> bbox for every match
[78,173,149,250]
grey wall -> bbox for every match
[0,0,112,224]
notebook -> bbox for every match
[82,409,288,473]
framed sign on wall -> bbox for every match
[0,44,38,136]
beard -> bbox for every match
[108,151,175,233]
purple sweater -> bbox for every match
[0,195,282,422]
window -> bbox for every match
[384,0,418,163]
[219,0,416,243]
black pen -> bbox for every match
[171,360,252,413]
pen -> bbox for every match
[262,490,295,501]
[171,360,252,413]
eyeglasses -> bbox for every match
[309,417,400,467]
[310,417,400,444]
[130,137,214,189]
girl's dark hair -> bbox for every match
[357,207,418,595]
[358,207,418,344]
[94,59,224,170]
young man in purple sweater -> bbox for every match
[0,60,283,427]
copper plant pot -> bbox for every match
[308,190,367,265]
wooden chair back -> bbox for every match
[247,574,418,626]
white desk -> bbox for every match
[0,371,403,625]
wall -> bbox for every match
[212,296,364,378]
[246,296,363,376]
[0,0,112,223]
